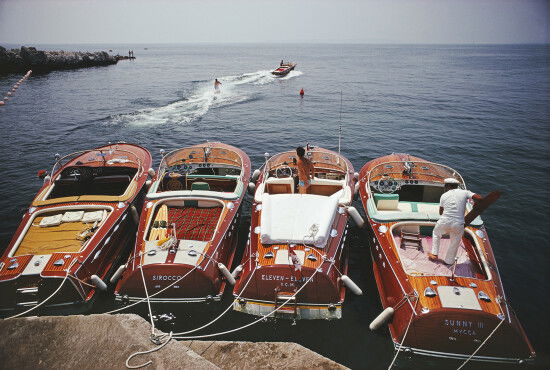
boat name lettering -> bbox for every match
[152,275,182,281]
[261,274,286,281]
[261,274,312,283]
[444,319,485,328]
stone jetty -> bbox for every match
[0,314,347,369]
[0,46,123,74]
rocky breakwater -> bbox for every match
[0,46,119,74]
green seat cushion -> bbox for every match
[191,182,210,191]
[373,193,399,206]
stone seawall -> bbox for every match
[0,46,119,74]
[0,314,348,369]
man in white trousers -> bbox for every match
[429,178,482,265]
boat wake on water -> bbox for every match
[110,69,302,125]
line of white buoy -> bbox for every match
[0,70,32,106]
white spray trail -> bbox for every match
[111,69,303,126]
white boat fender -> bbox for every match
[218,263,236,285]
[91,275,108,291]
[148,168,156,177]
[347,206,365,228]
[251,169,261,183]
[247,182,256,195]
[43,175,51,184]
[369,307,395,330]
[341,275,363,295]
[109,265,126,284]
[354,182,360,195]
[231,264,243,279]
[130,205,139,224]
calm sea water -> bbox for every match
[0,44,548,368]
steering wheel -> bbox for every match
[275,165,292,178]
[67,168,81,180]
[376,177,401,194]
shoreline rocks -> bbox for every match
[0,46,122,74]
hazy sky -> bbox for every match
[0,0,548,44]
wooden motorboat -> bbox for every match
[271,62,296,76]
[0,143,152,315]
[114,142,250,304]
[359,153,535,364]
[232,147,362,320]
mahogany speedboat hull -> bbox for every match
[114,142,250,304]
[359,153,535,364]
[0,143,152,316]
[233,147,360,320]
[271,63,296,76]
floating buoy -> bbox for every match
[347,206,365,228]
[231,264,243,279]
[130,205,139,224]
[3,97,8,101]
[91,274,108,291]
[7,92,12,96]
[110,265,127,284]
[369,307,395,330]
[341,274,363,295]
[0,101,4,106]
[247,182,256,195]
[218,263,236,285]
[299,88,304,97]
[251,169,261,183]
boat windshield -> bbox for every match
[156,145,243,193]
[47,148,143,199]
[265,149,348,180]
[366,160,465,219]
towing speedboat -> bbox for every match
[271,62,296,77]
[114,142,250,304]
[232,147,362,320]
[359,153,535,364]
[0,143,152,316]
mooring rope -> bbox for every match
[387,294,419,370]
[456,317,505,370]
[171,266,321,340]
[125,331,173,369]
[104,245,221,315]
[162,260,258,338]
[4,258,78,320]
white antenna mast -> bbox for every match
[338,90,343,154]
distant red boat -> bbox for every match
[114,142,250,304]
[233,147,363,320]
[0,143,152,315]
[359,153,535,364]
[271,62,296,76]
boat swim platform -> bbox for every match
[0,313,347,369]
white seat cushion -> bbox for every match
[260,190,342,248]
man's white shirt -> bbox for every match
[439,188,475,223]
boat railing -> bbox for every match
[50,147,144,180]
[158,147,243,178]
[366,160,465,198]
[263,149,348,180]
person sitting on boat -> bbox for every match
[429,178,482,265]
[214,78,222,91]
[296,146,314,194]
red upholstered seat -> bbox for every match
[168,206,222,241]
